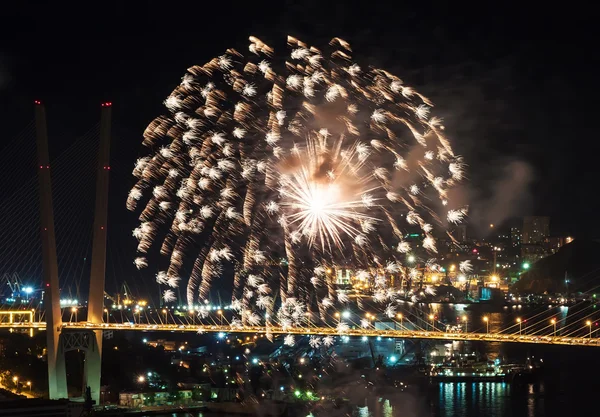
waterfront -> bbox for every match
[136,343,598,417]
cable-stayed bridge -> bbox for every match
[1,103,600,407]
[2,321,600,347]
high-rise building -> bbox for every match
[510,227,521,247]
[522,216,550,244]
[452,225,467,242]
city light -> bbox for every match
[389,355,398,363]
[407,255,416,263]
[342,311,351,319]
[522,263,530,270]
[137,375,145,383]
[23,287,33,295]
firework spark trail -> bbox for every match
[128,35,466,327]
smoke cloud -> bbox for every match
[465,159,535,235]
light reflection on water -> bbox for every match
[146,304,598,417]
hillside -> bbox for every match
[512,239,600,294]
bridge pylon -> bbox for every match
[37,102,112,403]
[35,102,68,399]
[85,102,113,405]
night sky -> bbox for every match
[1,2,598,295]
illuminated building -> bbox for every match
[522,216,550,244]
[510,227,521,247]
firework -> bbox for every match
[128,36,465,324]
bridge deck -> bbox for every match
[1,322,599,347]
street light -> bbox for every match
[334,312,341,324]
[134,308,141,324]
[516,318,522,334]
[407,255,416,263]
[551,318,557,336]
[428,314,435,331]
[26,381,31,391]
[217,309,223,325]
[104,308,109,323]
[462,315,468,333]
[396,313,403,330]
[71,307,78,322]
[586,320,592,338]
[137,375,145,384]
[12,376,18,387]
[483,316,489,333]
[162,309,168,324]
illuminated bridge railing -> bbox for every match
[2,322,600,347]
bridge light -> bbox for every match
[342,311,351,319]
[389,355,397,363]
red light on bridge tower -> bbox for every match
[101,102,112,107]
[34,100,42,105]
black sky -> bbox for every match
[1,0,599,241]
